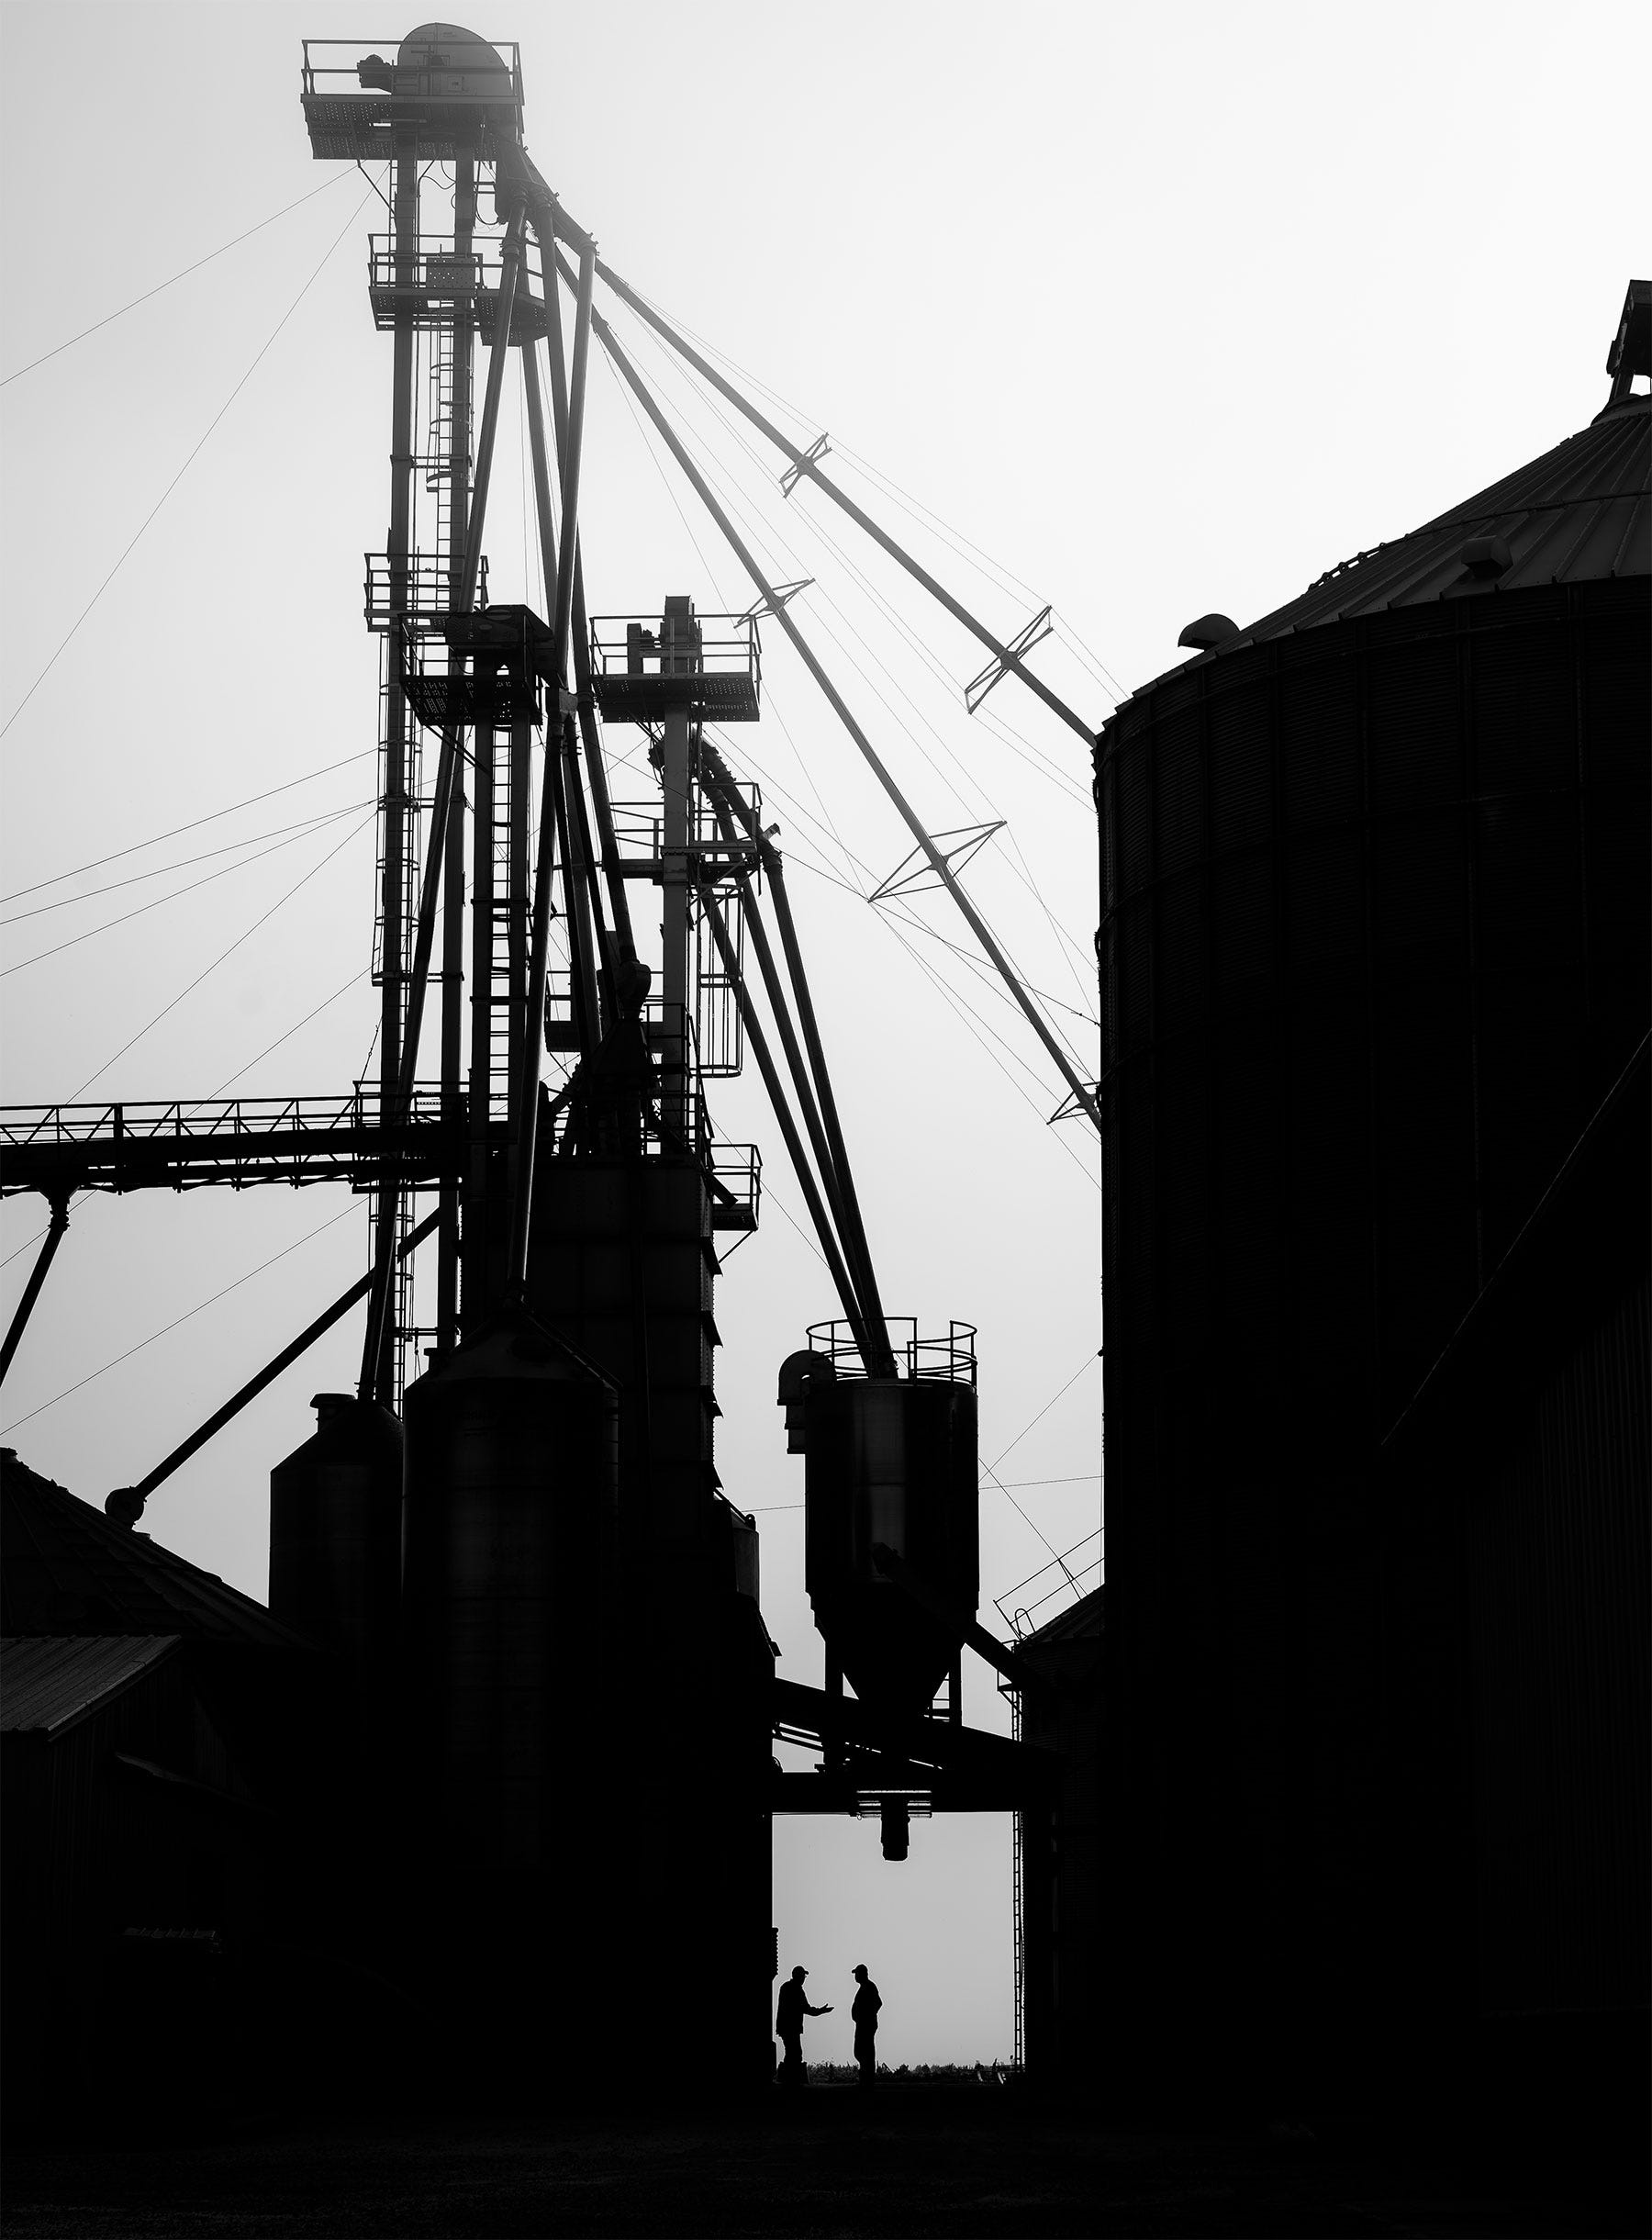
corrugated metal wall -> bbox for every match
[1468,1274,1651,2015]
[1094,577,1650,2094]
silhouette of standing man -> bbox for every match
[775,1965,832,2089]
[851,1964,882,2087]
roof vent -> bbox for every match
[1457,534,1512,583]
[1178,612,1239,651]
[104,1487,146,1529]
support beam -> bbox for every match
[528,252,630,980]
[396,211,526,1108]
[701,767,893,1374]
[871,1541,1052,1697]
[701,896,875,1364]
[565,270,1103,1137]
[508,237,596,1297]
[547,720,597,1060]
[658,705,692,1140]
[506,158,1096,749]
[522,215,638,981]
[771,1675,1060,1793]
[368,148,421,1404]
[106,1208,441,1529]
[703,749,894,1371]
[436,150,478,1358]
[465,722,497,1326]
[0,1193,69,1390]
[579,237,1096,749]
[358,212,527,1397]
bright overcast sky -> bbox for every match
[2,2,1646,2064]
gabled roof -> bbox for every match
[0,1634,179,1739]
[0,1450,307,1653]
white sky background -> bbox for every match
[1,2,1646,2068]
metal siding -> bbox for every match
[0,1634,179,1736]
[1095,577,1650,2078]
[1468,1275,1651,2014]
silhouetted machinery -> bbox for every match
[778,1322,980,1861]
[270,1393,402,1674]
[783,1322,978,1724]
[401,1316,618,1913]
[1093,279,1650,2111]
[0,17,1084,2103]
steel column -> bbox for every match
[508,240,595,1295]
[359,211,527,1394]
[701,895,874,1361]
[368,147,421,1401]
[436,151,478,1356]
[520,324,637,977]
[702,771,891,1370]
[0,1193,69,1390]
[464,721,497,1327]
[703,750,893,1368]
[659,706,691,1138]
[105,1208,441,1529]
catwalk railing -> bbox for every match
[0,1092,758,1228]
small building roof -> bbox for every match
[0,1634,179,1739]
[1022,1584,1104,1649]
[0,1450,307,1653]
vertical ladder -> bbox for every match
[487,726,515,1126]
[428,321,456,597]
[383,294,470,1394]
[1011,1692,1025,2071]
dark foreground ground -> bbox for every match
[6,2085,1646,2239]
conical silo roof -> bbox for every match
[1166,280,1649,667]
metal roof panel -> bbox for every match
[1115,373,1650,714]
[0,1450,310,1652]
[1244,398,1650,645]
[1,1633,179,1738]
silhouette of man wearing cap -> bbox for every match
[851,1965,882,2087]
[775,1965,832,2089]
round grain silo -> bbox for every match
[269,1394,403,1668]
[399,1307,620,2080]
[1094,283,1649,2111]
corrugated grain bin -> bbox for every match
[401,1309,619,1876]
[269,1393,402,1666]
[1094,290,1649,2105]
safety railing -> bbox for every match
[364,552,487,633]
[608,786,765,885]
[588,615,762,724]
[299,39,524,163]
[707,1140,761,1233]
[0,1090,446,1147]
[0,1090,469,1195]
[806,1318,978,1386]
[365,234,551,341]
[299,38,523,111]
